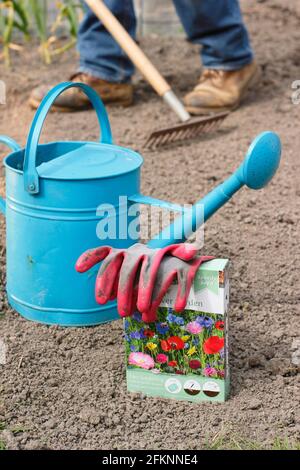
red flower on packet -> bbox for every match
[189,359,201,369]
[156,353,168,364]
[168,361,178,367]
[160,340,170,352]
[203,336,224,355]
[161,336,185,352]
[215,320,225,330]
[144,329,155,338]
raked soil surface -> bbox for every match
[0,0,299,450]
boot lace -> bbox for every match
[199,69,226,87]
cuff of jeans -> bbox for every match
[202,55,255,71]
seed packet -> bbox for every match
[125,259,230,402]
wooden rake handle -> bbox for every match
[84,0,170,96]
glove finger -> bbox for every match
[96,251,124,304]
[128,283,139,318]
[173,263,196,312]
[75,246,112,273]
[136,251,158,313]
[109,269,120,301]
[137,245,178,313]
[118,276,139,318]
[117,251,144,317]
[169,243,199,261]
[174,255,215,311]
[142,261,178,323]
[141,306,158,323]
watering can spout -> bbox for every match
[148,131,281,248]
[0,136,21,216]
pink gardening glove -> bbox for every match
[75,243,213,321]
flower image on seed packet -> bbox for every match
[124,259,230,403]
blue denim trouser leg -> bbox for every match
[172,0,253,70]
[78,0,136,83]
[78,0,253,83]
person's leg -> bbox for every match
[78,0,136,83]
[29,0,136,111]
[172,0,253,70]
[172,0,259,114]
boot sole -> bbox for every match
[28,96,133,112]
[185,65,262,116]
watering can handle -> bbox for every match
[23,81,113,195]
[0,136,21,216]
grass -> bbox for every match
[0,422,6,450]
[204,431,300,450]
[10,425,26,435]
[0,422,28,450]
[272,437,300,451]
[0,418,298,450]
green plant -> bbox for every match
[11,0,30,39]
[29,0,50,63]
[0,422,6,451]
[11,425,26,435]
[0,0,82,66]
[50,0,82,56]
[0,0,30,66]
[0,440,6,450]
[203,431,300,450]
[272,437,300,451]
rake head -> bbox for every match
[144,111,229,149]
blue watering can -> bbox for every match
[0,82,281,327]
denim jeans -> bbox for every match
[78,0,254,83]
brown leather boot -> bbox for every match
[184,61,260,115]
[29,72,134,111]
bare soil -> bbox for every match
[0,0,299,450]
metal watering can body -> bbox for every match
[0,82,154,326]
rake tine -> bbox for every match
[210,121,218,131]
[154,134,167,148]
[182,128,193,139]
[149,138,158,149]
[156,134,167,147]
[144,136,154,149]
[172,129,185,141]
[213,119,223,131]
[202,122,211,132]
[161,132,173,145]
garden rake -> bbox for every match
[84,0,229,149]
